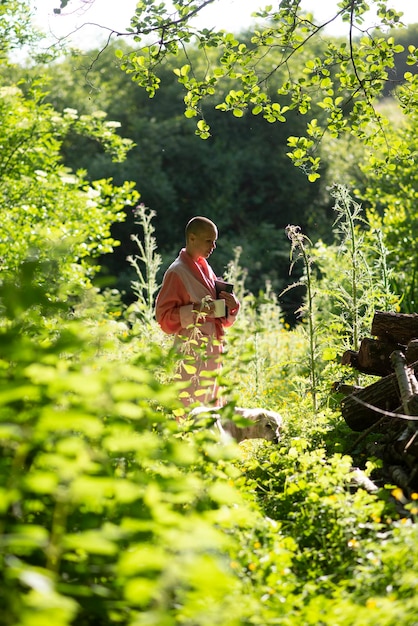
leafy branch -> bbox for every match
[113,0,409,176]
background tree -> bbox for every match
[20,1,418,317]
[29,35,333,315]
[0,53,138,293]
[115,0,414,176]
[359,104,418,311]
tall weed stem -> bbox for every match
[331,185,366,351]
[282,225,318,412]
[128,204,162,324]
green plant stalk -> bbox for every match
[46,492,70,573]
[346,193,360,352]
[301,242,317,412]
[128,204,162,323]
[283,225,318,412]
[331,185,366,352]
[254,331,260,397]
[374,229,392,312]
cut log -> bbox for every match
[341,349,360,369]
[371,310,418,344]
[357,337,401,375]
[341,360,418,432]
[341,337,401,376]
[341,372,401,431]
[390,351,418,432]
[390,351,416,414]
[406,339,418,365]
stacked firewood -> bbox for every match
[336,311,418,497]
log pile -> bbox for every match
[337,311,418,497]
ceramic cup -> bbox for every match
[213,299,226,317]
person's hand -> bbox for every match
[219,291,239,314]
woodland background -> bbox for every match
[8,6,417,320]
[1,1,418,625]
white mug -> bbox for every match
[213,299,226,317]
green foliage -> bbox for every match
[0,265,257,625]
[3,261,418,626]
[2,229,418,625]
[0,78,138,291]
[1,5,418,624]
[239,439,388,584]
[0,0,41,59]
[233,430,418,625]
[117,0,415,178]
[357,106,418,312]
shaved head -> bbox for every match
[185,216,217,240]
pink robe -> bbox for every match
[155,248,238,406]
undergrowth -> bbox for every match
[0,191,417,625]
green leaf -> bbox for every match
[63,531,118,556]
[322,347,337,360]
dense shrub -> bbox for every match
[1,261,418,626]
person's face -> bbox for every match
[188,225,218,260]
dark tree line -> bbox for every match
[31,39,328,315]
[19,21,416,317]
